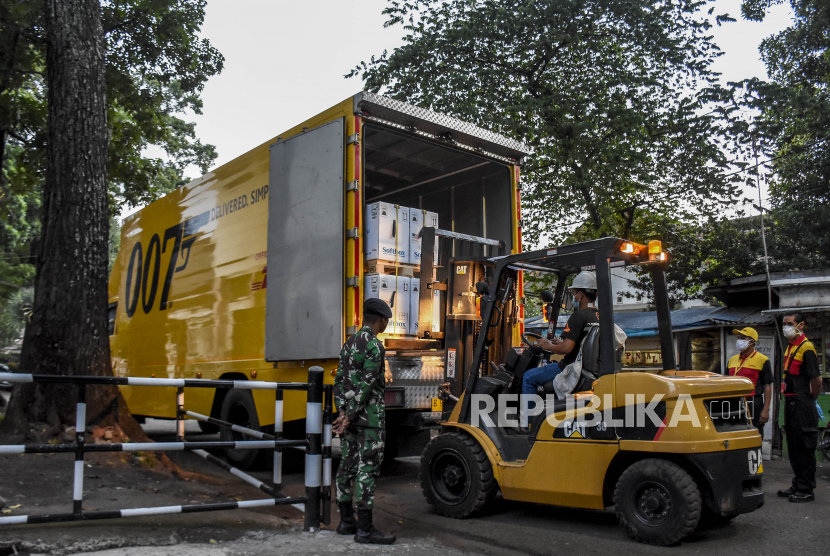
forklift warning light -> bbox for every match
[620,241,643,254]
[648,240,662,254]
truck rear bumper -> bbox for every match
[686,448,765,516]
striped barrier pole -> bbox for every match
[321,384,333,526]
[176,387,185,442]
[182,410,275,440]
[0,497,308,525]
[0,372,309,390]
[0,439,307,455]
[274,388,284,492]
[0,373,314,527]
[73,385,86,516]
[304,366,323,532]
[189,448,277,497]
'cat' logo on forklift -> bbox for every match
[457,266,467,274]
[748,449,762,475]
[563,420,586,439]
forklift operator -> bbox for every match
[521,271,600,398]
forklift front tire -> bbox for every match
[614,458,701,546]
[421,431,497,518]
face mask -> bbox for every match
[736,339,752,352]
[783,325,799,339]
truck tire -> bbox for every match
[614,458,701,546]
[219,389,261,470]
[420,431,496,518]
[197,420,220,434]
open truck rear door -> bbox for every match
[265,119,345,361]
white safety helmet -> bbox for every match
[569,271,597,292]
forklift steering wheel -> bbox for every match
[522,332,553,355]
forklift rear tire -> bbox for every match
[219,390,262,470]
[614,458,701,546]
[421,431,496,518]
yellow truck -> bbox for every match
[108,92,530,467]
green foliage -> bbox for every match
[109,216,121,272]
[614,0,830,302]
[0,0,222,307]
[102,0,223,207]
[0,286,32,346]
[0,145,39,304]
[351,0,747,256]
[738,0,830,270]
[2,0,223,209]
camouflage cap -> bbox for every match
[364,298,392,318]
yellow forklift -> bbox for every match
[421,237,764,545]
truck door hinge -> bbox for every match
[346,227,359,239]
[346,276,359,288]
[347,133,360,146]
[346,180,360,192]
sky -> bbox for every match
[128,0,795,217]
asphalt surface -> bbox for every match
[372,455,829,556]
[1,417,828,555]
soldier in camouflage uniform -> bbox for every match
[332,298,396,545]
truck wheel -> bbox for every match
[219,390,261,470]
[614,459,701,546]
[197,420,220,434]
[420,431,496,518]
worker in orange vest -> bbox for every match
[727,327,773,435]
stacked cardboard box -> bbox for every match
[364,274,410,335]
[364,203,441,337]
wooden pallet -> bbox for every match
[383,338,442,351]
[364,259,437,280]
[364,259,415,277]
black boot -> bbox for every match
[336,501,357,535]
[778,486,797,497]
[354,509,396,544]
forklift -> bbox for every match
[420,236,764,545]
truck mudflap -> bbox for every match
[686,447,765,516]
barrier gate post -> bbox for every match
[304,366,324,531]
[273,388,283,492]
[73,385,86,516]
[322,384,333,525]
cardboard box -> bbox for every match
[364,202,408,263]
[409,278,442,335]
[364,273,409,335]
[408,209,439,266]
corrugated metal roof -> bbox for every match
[354,92,532,162]
[526,306,772,336]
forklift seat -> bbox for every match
[536,368,597,397]
[472,368,514,397]
[535,325,621,397]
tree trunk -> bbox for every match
[1,0,143,443]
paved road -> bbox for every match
[144,418,830,555]
[363,456,830,556]
[5,417,824,555]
